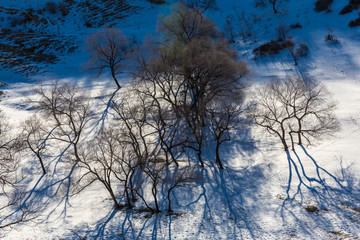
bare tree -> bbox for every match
[74,129,142,209]
[224,15,236,42]
[268,0,281,13]
[250,76,339,151]
[250,80,292,150]
[136,7,249,167]
[165,167,197,212]
[283,77,339,149]
[208,93,246,169]
[111,92,166,211]
[181,0,218,13]
[0,113,19,193]
[235,10,256,40]
[22,116,48,175]
[158,4,220,45]
[33,83,94,162]
[85,28,130,89]
[0,112,37,231]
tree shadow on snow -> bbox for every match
[278,144,360,238]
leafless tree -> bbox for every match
[224,15,236,42]
[136,7,249,168]
[85,28,130,89]
[250,80,292,150]
[208,92,246,169]
[22,116,48,175]
[179,38,248,165]
[268,0,281,13]
[0,113,19,194]
[33,83,94,162]
[74,128,142,209]
[235,10,255,40]
[165,167,197,212]
[111,92,167,211]
[0,113,38,231]
[250,76,339,151]
[282,77,339,149]
[181,0,218,14]
[158,4,220,45]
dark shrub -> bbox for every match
[340,5,353,14]
[58,1,69,16]
[314,0,333,12]
[254,40,283,56]
[304,205,319,213]
[349,16,360,27]
[340,0,360,14]
[350,0,360,5]
[289,23,302,29]
[45,1,57,14]
[254,0,266,7]
[10,17,22,27]
[325,33,339,43]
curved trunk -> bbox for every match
[215,143,224,169]
[110,66,121,89]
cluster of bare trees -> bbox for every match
[0,3,248,217]
[0,1,341,233]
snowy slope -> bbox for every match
[1,0,360,239]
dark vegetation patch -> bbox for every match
[289,23,302,29]
[329,231,354,238]
[146,0,167,4]
[340,0,360,14]
[304,205,319,213]
[44,1,70,16]
[0,28,78,74]
[349,15,360,27]
[314,0,333,12]
[325,33,339,44]
[9,8,49,28]
[78,0,141,28]
[253,39,294,57]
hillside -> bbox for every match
[0,0,360,239]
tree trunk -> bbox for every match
[297,121,302,145]
[152,186,160,213]
[289,132,295,151]
[37,153,47,175]
[129,171,137,202]
[281,137,288,151]
[105,184,121,210]
[272,1,278,13]
[215,142,224,169]
[198,150,204,167]
[124,178,133,208]
[167,186,175,213]
[110,66,121,89]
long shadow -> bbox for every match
[278,145,360,238]
[183,163,267,239]
[0,88,123,230]
[89,88,120,132]
[0,148,79,229]
[92,208,118,239]
[300,145,345,189]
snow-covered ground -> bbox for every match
[0,0,360,239]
